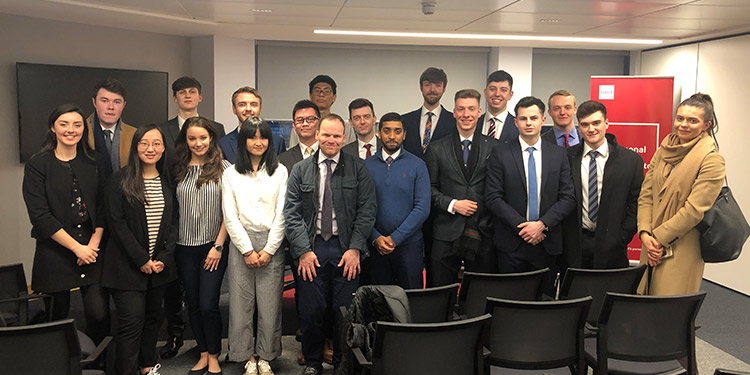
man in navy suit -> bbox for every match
[485,96,575,295]
[342,98,382,159]
[402,67,455,158]
[541,89,582,147]
[478,70,518,142]
[218,86,285,163]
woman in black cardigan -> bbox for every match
[22,104,109,343]
[102,124,177,375]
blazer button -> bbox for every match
[80,273,86,279]
[77,224,82,228]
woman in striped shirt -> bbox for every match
[172,117,230,375]
[223,117,288,375]
[103,124,177,375]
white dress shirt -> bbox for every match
[419,105,443,142]
[317,152,340,236]
[357,136,378,159]
[299,141,319,159]
[381,147,401,161]
[519,136,543,221]
[481,109,509,140]
[222,164,288,255]
[581,141,609,230]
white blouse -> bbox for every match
[222,163,288,255]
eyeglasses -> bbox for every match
[294,116,320,125]
[312,88,333,96]
[137,141,164,150]
[351,114,373,122]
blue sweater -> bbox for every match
[365,148,431,246]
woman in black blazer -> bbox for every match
[102,124,177,375]
[22,104,109,343]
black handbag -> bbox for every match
[696,185,750,263]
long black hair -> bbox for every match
[35,104,95,160]
[235,117,278,176]
[120,124,169,204]
[172,116,225,188]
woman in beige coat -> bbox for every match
[637,93,725,295]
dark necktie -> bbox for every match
[321,159,335,240]
[422,112,434,153]
[364,144,372,158]
[588,150,599,222]
[563,133,570,148]
[488,117,497,138]
[103,129,113,154]
[462,139,471,166]
[386,155,393,171]
[527,147,539,221]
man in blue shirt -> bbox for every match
[365,112,431,289]
[541,89,581,148]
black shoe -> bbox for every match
[301,366,320,375]
[159,336,183,359]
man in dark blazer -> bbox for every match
[562,100,644,269]
[478,70,518,142]
[158,76,225,157]
[218,86,285,163]
[342,98,382,159]
[485,96,575,295]
[541,89,582,148]
[425,89,499,286]
[86,78,136,178]
[402,67,454,158]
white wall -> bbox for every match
[640,35,750,295]
[0,13,191,281]
[489,47,533,115]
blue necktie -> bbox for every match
[527,147,538,221]
[588,150,599,222]
[462,139,471,166]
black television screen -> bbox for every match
[16,62,168,162]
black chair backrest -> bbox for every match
[371,314,491,375]
[485,296,592,374]
[559,264,646,325]
[404,283,458,323]
[597,292,705,374]
[0,263,27,300]
[459,269,548,318]
[0,318,82,375]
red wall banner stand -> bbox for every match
[590,76,675,262]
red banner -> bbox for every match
[590,76,675,261]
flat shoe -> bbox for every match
[188,366,207,375]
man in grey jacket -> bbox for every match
[284,113,377,375]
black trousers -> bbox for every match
[49,283,110,344]
[497,242,557,297]
[161,278,185,339]
[111,283,166,375]
[431,237,497,287]
[176,243,228,355]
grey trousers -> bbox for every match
[227,231,285,361]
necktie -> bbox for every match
[422,112,434,153]
[304,147,313,158]
[527,147,539,221]
[364,144,372,158]
[462,139,471,166]
[588,150,599,222]
[563,133,570,148]
[488,117,497,138]
[103,129,113,154]
[321,159,334,240]
[386,156,393,171]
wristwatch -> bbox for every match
[213,244,223,252]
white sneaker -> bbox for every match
[257,359,274,375]
[244,358,258,375]
[145,364,161,375]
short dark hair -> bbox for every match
[309,75,337,95]
[292,99,321,119]
[454,88,481,103]
[92,77,126,101]
[419,67,447,86]
[320,113,346,133]
[576,100,607,121]
[486,70,513,88]
[231,86,262,106]
[514,96,546,115]
[172,76,201,96]
[379,112,403,126]
[348,98,374,118]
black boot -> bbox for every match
[158,336,183,359]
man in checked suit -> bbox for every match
[402,67,455,158]
[425,89,499,286]
[478,70,518,142]
[158,76,225,159]
[485,96,575,296]
[562,100,644,270]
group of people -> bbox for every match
[21,66,725,375]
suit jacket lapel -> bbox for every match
[570,145,584,210]
[510,139,526,187]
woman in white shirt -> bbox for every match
[222,117,288,375]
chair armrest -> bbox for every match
[695,325,701,331]
[352,347,371,368]
[482,346,490,359]
[81,336,112,366]
[0,293,52,324]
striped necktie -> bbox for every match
[488,117,497,138]
[588,150,599,222]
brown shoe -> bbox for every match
[297,350,306,366]
[323,339,333,364]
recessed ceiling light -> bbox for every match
[540,18,560,23]
[252,9,272,13]
[313,29,662,45]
